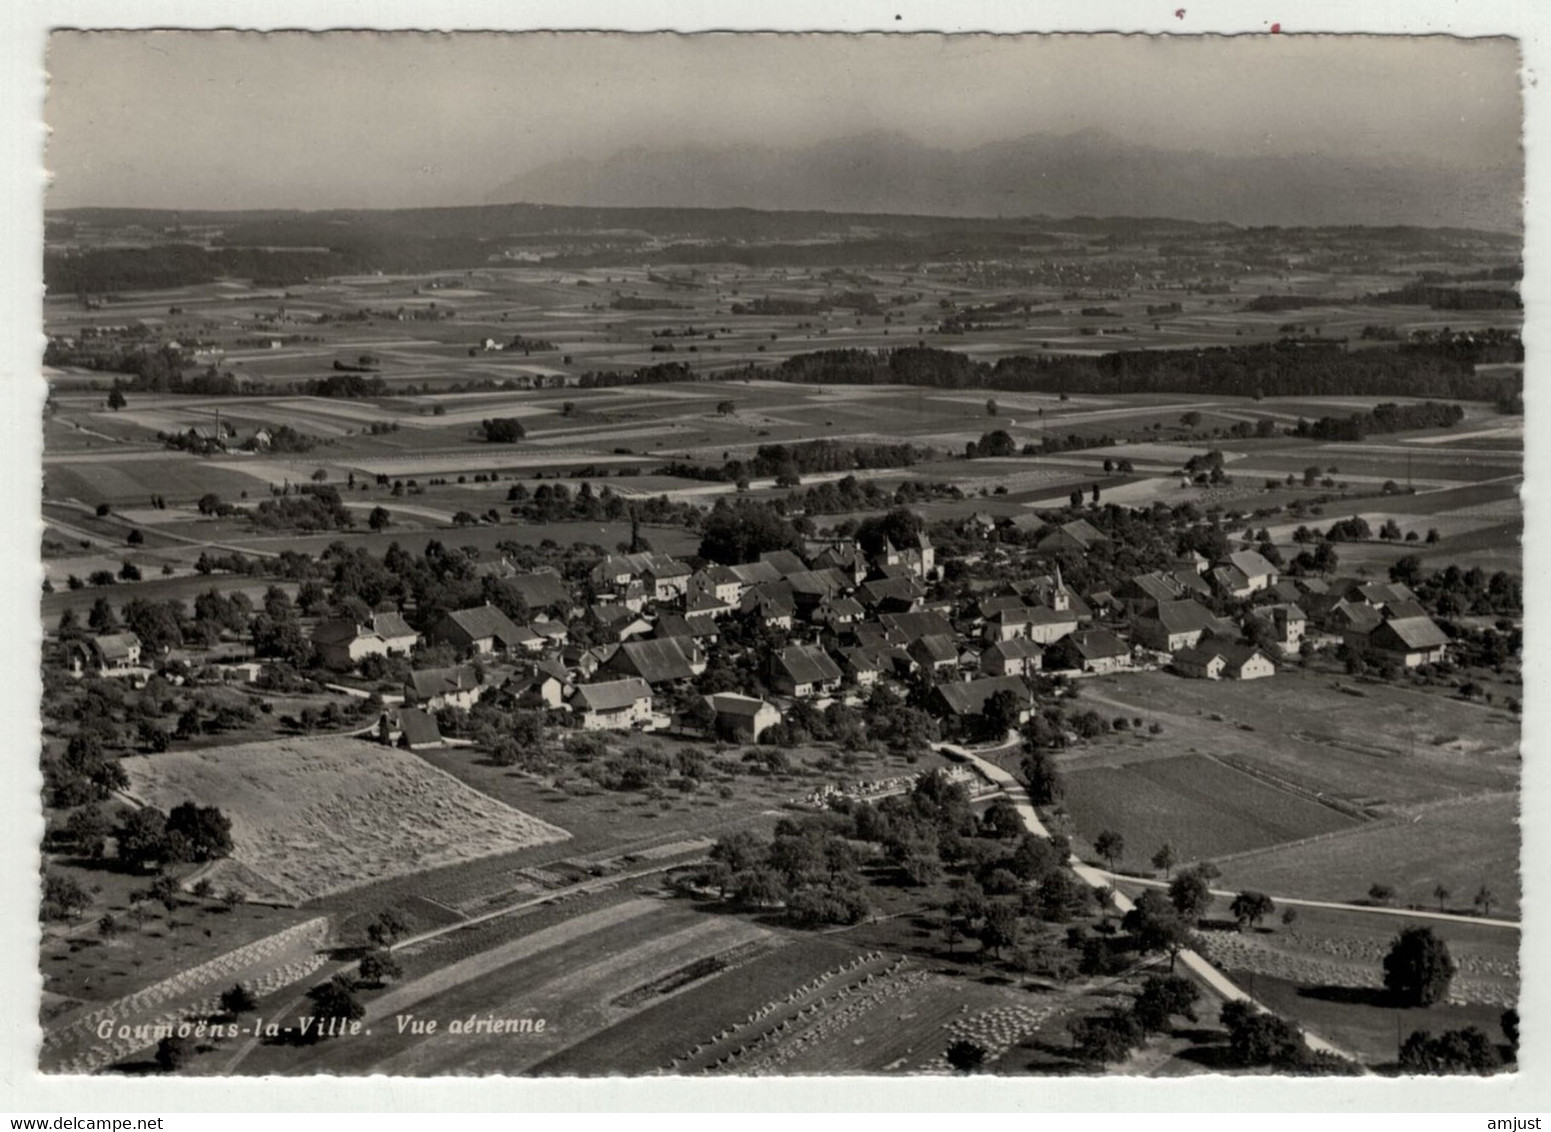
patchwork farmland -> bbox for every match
[38,203,1522,1082]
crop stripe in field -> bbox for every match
[1200,809,1427,868]
[367,899,661,1021]
[610,937,782,1010]
[665,951,899,1073]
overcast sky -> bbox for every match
[44,31,1522,211]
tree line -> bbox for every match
[742,334,1520,401]
[1289,400,1465,442]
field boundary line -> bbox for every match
[1205,752,1375,822]
[1204,788,1520,870]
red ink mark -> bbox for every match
[1174,8,1185,19]
[1270,22,1281,33]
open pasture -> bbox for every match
[43,414,158,454]
[1077,672,1520,814]
[1060,753,1360,866]
[1233,444,1517,488]
[1215,792,1521,916]
[43,451,267,508]
[121,737,570,903]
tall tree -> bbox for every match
[1122,890,1190,970]
[1093,830,1124,872]
[1020,746,1064,806]
[1229,891,1275,932]
[1131,974,1199,1035]
[977,901,1022,958]
[1169,868,1214,922]
[1383,926,1457,1007]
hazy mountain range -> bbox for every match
[489,129,1522,231]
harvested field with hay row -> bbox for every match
[121,737,569,902]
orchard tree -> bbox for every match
[1069,1009,1145,1065]
[358,949,403,986]
[66,805,110,859]
[1132,974,1199,1035]
[1122,890,1190,970]
[117,806,169,873]
[977,901,1022,959]
[41,872,90,921]
[304,975,365,1041]
[150,874,179,916]
[1168,868,1214,922]
[979,798,1026,841]
[164,801,233,862]
[366,908,411,947]
[1037,870,1090,923]
[1221,1001,1304,1068]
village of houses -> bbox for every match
[64,511,1451,761]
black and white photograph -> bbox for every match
[16,14,1536,1099]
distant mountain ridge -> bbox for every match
[489,129,1522,232]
